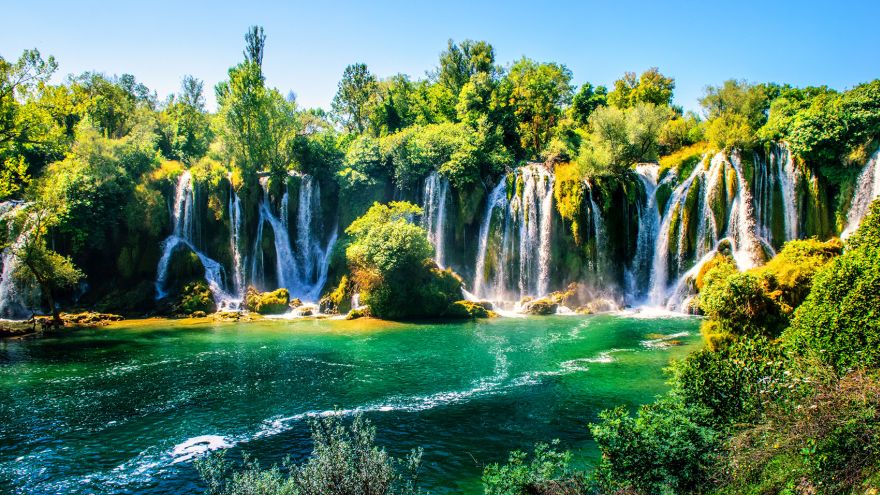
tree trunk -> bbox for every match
[44,285,61,328]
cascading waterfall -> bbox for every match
[584,180,605,274]
[155,171,240,308]
[628,164,660,300]
[753,143,800,246]
[648,152,768,308]
[422,171,449,267]
[472,165,554,302]
[841,148,880,239]
[251,175,337,302]
[228,185,244,296]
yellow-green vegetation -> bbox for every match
[245,287,290,315]
[698,238,843,347]
[175,280,215,315]
[658,141,708,179]
[552,162,586,243]
[443,300,494,319]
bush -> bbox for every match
[175,281,216,315]
[784,200,880,373]
[670,337,789,424]
[482,440,587,495]
[245,287,290,315]
[196,414,422,495]
[443,300,492,319]
[345,202,463,320]
[590,396,718,495]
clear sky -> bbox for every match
[2,0,879,113]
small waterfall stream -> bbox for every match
[422,172,449,267]
[0,201,32,318]
[629,164,660,301]
[841,148,880,239]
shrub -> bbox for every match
[784,200,880,373]
[670,337,789,424]
[175,280,216,315]
[245,287,290,315]
[482,440,587,495]
[590,396,718,495]
[196,414,422,495]
[444,300,492,319]
[345,202,463,320]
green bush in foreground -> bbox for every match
[482,440,587,495]
[197,414,422,495]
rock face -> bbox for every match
[245,287,290,315]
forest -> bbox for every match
[1,24,880,495]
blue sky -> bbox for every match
[2,0,878,113]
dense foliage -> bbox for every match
[344,202,463,320]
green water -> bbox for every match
[0,313,700,494]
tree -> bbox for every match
[161,75,213,163]
[332,63,379,134]
[608,68,675,109]
[436,39,496,97]
[216,61,266,179]
[570,82,607,125]
[578,102,672,175]
[5,199,83,325]
[243,25,266,69]
[699,80,770,150]
[506,58,574,157]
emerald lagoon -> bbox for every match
[0,313,699,494]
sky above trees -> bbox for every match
[2,0,878,113]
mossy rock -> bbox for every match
[346,307,371,320]
[522,298,558,315]
[175,281,216,315]
[319,276,351,315]
[444,300,494,319]
[245,287,290,315]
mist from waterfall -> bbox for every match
[841,148,880,239]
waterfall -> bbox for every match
[251,174,337,302]
[647,152,767,308]
[841,148,880,239]
[629,164,660,301]
[584,181,605,274]
[155,171,240,309]
[228,185,244,296]
[0,201,32,319]
[753,143,800,246]
[472,165,554,302]
[422,171,449,267]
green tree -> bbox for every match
[5,198,83,325]
[332,63,379,134]
[243,25,266,69]
[570,82,607,125]
[161,75,213,163]
[700,80,770,150]
[578,102,673,175]
[506,58,574,157]
[435,39,496,97]
[608,68,675,109]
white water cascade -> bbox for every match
[472,165,555,303]
[422,171,450,267]
[753,143,800,246]
[628,164,661,300]
[228,185,244,296]
[648,152,769,309]
[155,171,241,309]
[251,175,336,302]
[841,148,880,239]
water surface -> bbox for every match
[0,313,700,494]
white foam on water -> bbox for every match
[170,435,233,464]
[640,331,691,348]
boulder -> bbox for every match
[521,298,558,315]
[245,287,290,315]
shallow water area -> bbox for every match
[0,312,700,494]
